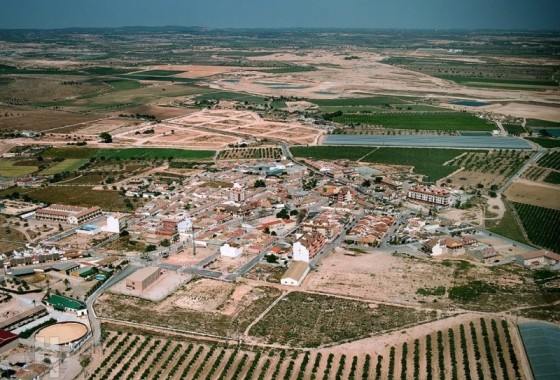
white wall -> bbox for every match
[220,243,242,258]
[292,242,310,262]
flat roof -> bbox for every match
[47,295,86,311]
[126,266,160,283]
[51,262,78,271]
[519,321,560,380]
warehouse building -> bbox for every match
[125,266,161,292]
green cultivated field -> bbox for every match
[95,148,214,160]
[536,151,560,170]
[503,124,526,136]
[40,159,88,175]
[194,91,268,104]
[311,96,409,107]
[290,145,374,161]
[44,147,99,159]
[0,159,37,177]
[543,171,560,185]
[513,203,560,253]
[0,187,135,212]
[526,119,560,129]
[290,146,467,180]
[333,112,494,131]
[133,70,185,76]
[527,138,560,149]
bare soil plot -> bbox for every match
[94,284,282,336]
[72,118,133,135]
[0,75,108,103]
[0,107,98,132]
[304,249,559,312]
[117,105,192,119]
[152,65,242,78]
[504,179,560,210]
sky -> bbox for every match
[1,0,559,30]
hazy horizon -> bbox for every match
[2,0,559,30]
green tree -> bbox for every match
[99,132,112,143]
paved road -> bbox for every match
[86,264,141,345]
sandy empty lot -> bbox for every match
[504,179,560,210]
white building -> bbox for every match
[230,183,246,203]
[281,261,310,286]
[220,243,243,258]
[104,213,127,233]
[407,185,450,206]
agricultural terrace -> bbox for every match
[290,146,469,180]
[42,147,214,160]
[250,292,436,348]
[39,159,88,175]
[95,148,215,160]
[332,112,494,131]
[83,316,526,380]
[217,147,282,160]
[513,203,560,253]
[0,159,37,177]
[0,186,140,212]
[536,151,560,170]
[446,150,531,191]
[523,151,560,185]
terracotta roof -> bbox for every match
[523,250,560,262]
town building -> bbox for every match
[125,266,161,292]
[104,213,127,233]
[35,204,102,225]
[230,182,246,203]
[407,185,450,206]
[281,261,310,286]
[0,306,48,331]
[220,243,243,258]
[520,250,560,268]
[292,232,327,262]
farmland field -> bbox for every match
[290,145,374,161]
[39,159,88,175]
[0,186,137,212]
[543,171,560,184]
[526,119,560,129]
[83,316,526,380]
[217,147,282,160]
[43,147,99,159]
[513,202,560,252]
[488,200,528,245]
[290,146,467,180]
[527,138,560,149]
[503,124,526,136]
[249,292,436,348]
[0,159,37,177]
[95,148,215,160]
[332,112,495,131]
[536,151,560,170]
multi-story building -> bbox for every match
[35,204,102,224]
[230,182,246,203]
[407,185,450,206]
[292,232,327,262]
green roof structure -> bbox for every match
[46,295,86,311]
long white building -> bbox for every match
[407,185,450,206]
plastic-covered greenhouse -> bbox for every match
[518,321,560,380]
